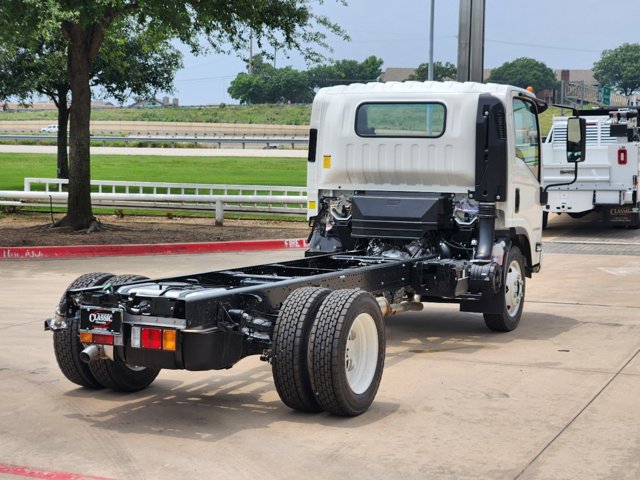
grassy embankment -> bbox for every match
[0,104,313,126]
[1,102,558,135]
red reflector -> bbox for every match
[141,328,163,350]
[618,147,628,165]
[92,334,114,345]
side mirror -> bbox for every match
[566,117,586,163]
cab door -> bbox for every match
[507,96,543,267]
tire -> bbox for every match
[484,247,525,332]
[272,287,330,413]
[88,274,160,392]
[308,289,385,416]
[53,272,114,389]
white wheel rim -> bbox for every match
[505,259,523,318]
[345,313,378,394]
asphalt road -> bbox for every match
[0,220,639,480]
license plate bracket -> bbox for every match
[80,307,123,335]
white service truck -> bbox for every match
[45,81,582,416]
[542,107,640,228]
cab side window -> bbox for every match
[512,98,540,180]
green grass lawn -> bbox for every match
[0,153,307,191]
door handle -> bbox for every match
[515,188,520,213]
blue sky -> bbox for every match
[170,0,639,105]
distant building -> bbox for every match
[128,97,179,108]
[379,68,417,82]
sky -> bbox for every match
[168,0,640,105]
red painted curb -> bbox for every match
[0,462,115,480]
[1,238,307,260]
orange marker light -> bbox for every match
[80,332,93,343]
[163,329,177,351]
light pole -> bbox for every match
[428,0,435,81]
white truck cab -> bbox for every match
[306,81,551,331]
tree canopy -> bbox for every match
[407,61,457,82]
[593,43,640,95]
[307,55,383,88]
[0,18,182,179]
[0,0,345,230]
[228,55,313,104]
[228,55,384,104]
[486,57,558,93]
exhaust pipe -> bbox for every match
[377,297,424,317]
[475,202,496,261]
[80,345,104,364]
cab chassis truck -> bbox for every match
[45,82,585,416]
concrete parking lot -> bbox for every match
[0,216,639,479]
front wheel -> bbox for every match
[484,247,526,332]
[308,289,385,416]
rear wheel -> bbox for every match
[272,287,330,413]
[53,272,114,389]
[308,289,385,416]
[88,274,160,392]
[484,247,525,332]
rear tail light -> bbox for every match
[80,332,118,345]
[141,328,163,350]
[84,325,177,351]
[92,334,114,345]
[618,147,628,165]
[131,326,177,351]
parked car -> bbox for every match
[40,124,58,133]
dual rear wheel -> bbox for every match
[272,288,385,417]
[53,272,159,392]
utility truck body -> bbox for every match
[542,108,640,227]
[45,81,560,416]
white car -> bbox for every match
[40,124,58,133]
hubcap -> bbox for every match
[504,259,523,318]
[345,313,378,394]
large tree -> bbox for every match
[307,55,383,89]
[593,43,640,95]
[228,55,314,104]
[487,57,558,93]
[0,1,344,231]
[0,20,182,180]
[407,61,457,82]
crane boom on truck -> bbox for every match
[45,81,584,416]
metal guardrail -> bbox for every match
[1,178,308,223]
[561,81,628,107]
[0,134,309,150]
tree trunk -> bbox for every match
[56,92,69,180]
[57,30,95,230]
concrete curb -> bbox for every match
[1,238,307,260]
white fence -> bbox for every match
[0,178,308,223]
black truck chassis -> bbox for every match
[45,250,509,416]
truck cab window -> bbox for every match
[355,102,446,137]
[512,97,540,180]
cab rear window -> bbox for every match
[355,102,446,138]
